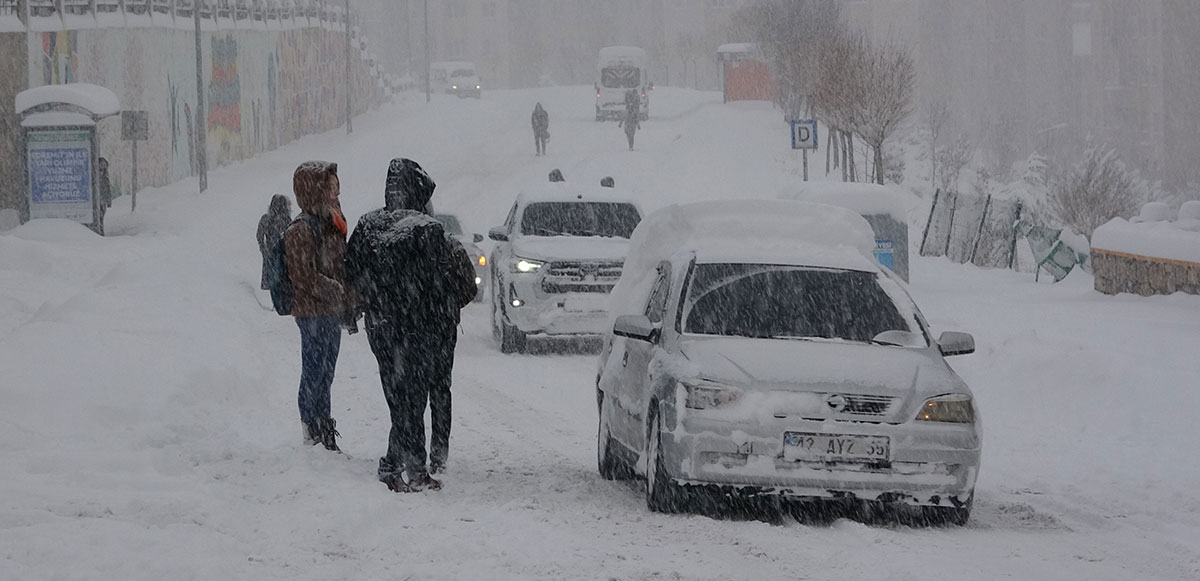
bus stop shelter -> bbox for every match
[15,83,120,235]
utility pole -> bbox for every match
[345,0,353,134]
[193,0,208,192]
[424,0,430,103]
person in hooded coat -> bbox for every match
[531,103,550,156]
[256,194,292,290]
[345,158,477,493]
[285,161,352,451]
[618,90,641,151]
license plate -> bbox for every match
[783,432,890,462]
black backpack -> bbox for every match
[266,214,323,316]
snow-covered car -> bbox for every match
[488,184,643,353]
[434,213,488,302]
[596,200,981,524]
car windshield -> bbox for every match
[434,214,463,235]
[451,69,475,78]
[519,202,641,238]
[601,67,640,88]
[683,264,917,343]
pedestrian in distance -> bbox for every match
[600,176,614,188]
[618,90,641,151]
[285,161,353,452]
[345,158,477,493]
[95,157,113,235]
[532,103,550,156]
[256,194,292,290]
[549,168,565,182]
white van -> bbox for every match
[595,46,650,121]
[430,61,482,98]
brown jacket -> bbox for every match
[285,162,348,318]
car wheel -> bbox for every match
[597,390,631,480]
[645,407,686,513]
[500,320,526,354]
[490,274,503,342]
[922,498,972,527]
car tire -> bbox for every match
[494,281,526,354]
[597,390,631,480]
[922,498,972,527]
[645,408,686,513]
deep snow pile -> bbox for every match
[2,86,1199,580]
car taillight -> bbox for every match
[478,255,487,267]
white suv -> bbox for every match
[488,184,643,353]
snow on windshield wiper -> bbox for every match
[771,336,857,344]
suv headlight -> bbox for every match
[512,257,545,273]
[682,380,742,410]
[915,394,975,423]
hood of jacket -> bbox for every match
[384,158,436,212]
[268,194,291,217]
[293,161,337,216]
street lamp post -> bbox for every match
[193,0,208,193]
[424,0,430,103]
[345,0,353,135]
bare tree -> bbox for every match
[855,39,915,185]
[1050,145,1146,237]
[924,96,951,190]
[936,133,974,193]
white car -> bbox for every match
[430,61,482,99]
[596,200,981,524]
[488,184,643,353]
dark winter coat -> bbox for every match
[284,161,349,318]
[531,104,549,138]
[345,158,476,334]
[257,194,292,289]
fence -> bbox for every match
[919,189,1024,270]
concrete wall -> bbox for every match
[2,14,387,217]
[1093,250,1200,296]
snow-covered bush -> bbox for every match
[1050,145,1149,237]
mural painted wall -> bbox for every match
[15,25,385,199]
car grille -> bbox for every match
[541,261,623,294]
[837,394,896,416]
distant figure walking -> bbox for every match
[618,90,641,151]
[549,168,565,182]
[96,157,113,235]
[531,103,550,156]
[256,194,292,290]
[600,176,614,188]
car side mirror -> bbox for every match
[613,314,658,343]
[488,227,508,242]
[473,233,484,244]
[937,332,975,357]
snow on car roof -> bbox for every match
[693,244,878,273]
[779,181,915,223]
[598,46,646,66]
[15,83,121,118]
[516,184,641,206]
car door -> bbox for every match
[611,261,672,451]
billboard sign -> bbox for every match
[27,130,94,223]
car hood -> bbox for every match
[679,336,964,397]
[512,236,632,263]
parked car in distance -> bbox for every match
[430,61,482,98]
[596,200,980,525]
[489,184,643,353]
[435,213,488,302]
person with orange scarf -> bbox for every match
[284,161,354,451]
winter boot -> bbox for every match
[315,418,340,452]
[380,472,412,493]
[302,421,320,446]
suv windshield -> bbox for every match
[434,214,463,235]
[683,264,916,343]
[520,202,641,238]
[601,67,641,88]
[451,69,475,78]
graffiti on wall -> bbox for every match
[41,32,78,85]
[208,34,242,164]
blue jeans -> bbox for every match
[296,316,342,423]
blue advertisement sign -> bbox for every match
[875,239,895,270]
[27,130,94,223]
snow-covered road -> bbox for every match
[2,86,1198,580]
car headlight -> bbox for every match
[512,257,545,273]
[452,85,458,90]
[915,394,975,423]
[682,380,742,410]
[476,85,481,89]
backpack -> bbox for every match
[265,214,323,316]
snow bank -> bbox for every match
[1092,217,1200,265]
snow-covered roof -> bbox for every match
[598,46,646,67]
[717,43,758,55]
[21,112,97,128]
[779,182,914,223]
[1092,216,1200,266]
[622,200,878,279]
[516,184,641,206]
[15,84,121,118]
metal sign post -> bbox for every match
[121,110,149,212]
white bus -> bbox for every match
[595,46,650,122]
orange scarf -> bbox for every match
[330,208,348,236]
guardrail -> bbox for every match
[2,0,354,31]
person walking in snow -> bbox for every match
[548,168,565,182]
[285,161,352,452]
[531,103,550,156]
[600,176,614,188]
[345,158,477,493]
[618,90,641,151]
[256,194,292,290]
